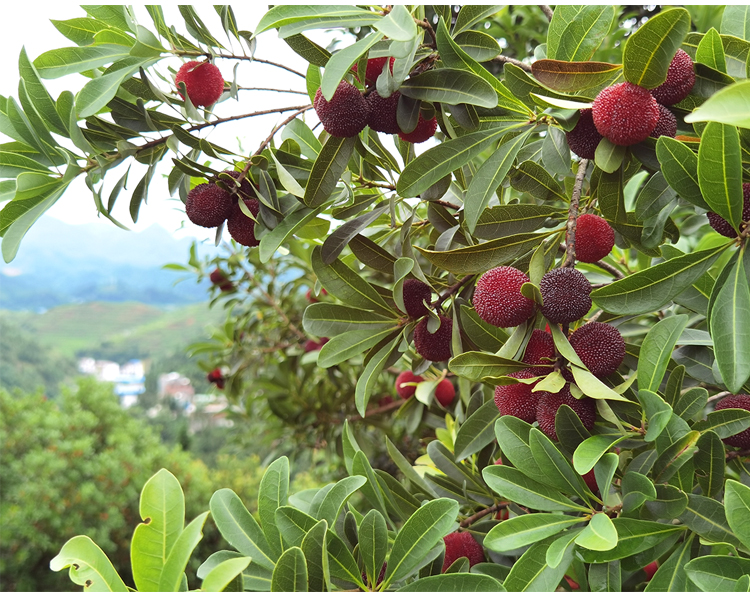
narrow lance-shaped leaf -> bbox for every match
[698,122,744,231]
[685,79,750,129]
[484,514,586,553]
[50,536,128,592]
[639,314,689,393]
[157,511,210,593]
[303,136,356,208]
[547,6,616,62]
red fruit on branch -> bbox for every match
[175,61,225,107]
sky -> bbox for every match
[0,5,332,242]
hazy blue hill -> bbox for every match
[0,218,220,310]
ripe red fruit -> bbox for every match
[536,384,597,441]
[650,49,695,106]
[494,369,541,424]
[207,368,225,390]
[714,395,750,448]
[592,82,660,146]
[306,288,328,303]
[442,531,484,572]
[707,183,750,238]
[398,113,438,144]
[353,56,395,87]
[522,329,556,370]
[314,82,370,138]
[566,109,602,160]
[495,507,510,521]
[650,104,677,139]
[569,322,626,378]
[540,267,592,325]
[395,370,423,399]
[435,379,456,406]
[209,268,234,292]
[367,90,401,134]
[185,183,233,228]
[473,266,536,328]
[402,278,432,318]
[565,576,580,590]
[304,337,329,352]
[227,198,261,247]
[575,214,615,263]
[175,61,225,107]
[413,315,453,362]
[644,561,659,581]
[582,469,598,494]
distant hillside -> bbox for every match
[5,301,225,360]
[0,217,220,310]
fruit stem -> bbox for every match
[459,502,511,528]
[434,274,475,308]
[592,260,625,280]
[562,158,590,268]
[415,19,438,48]
[539,5,554,21]
[491,55,533,73]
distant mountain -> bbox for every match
[0,218,221,310]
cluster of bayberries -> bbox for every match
[314,58,438,143]
[566,49,695,158]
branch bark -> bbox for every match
[563,159,590,268]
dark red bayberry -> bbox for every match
[474,266,536,328]
[175,61,225,107]
[707,183,750,238]
[414,315,453,362]
[566,109,603,159]
[575,214,615,263]
[367,90,401,134]
[650,49,695,106]
[314,81,370,138]
[494,369,541,424]
[227,198,261,247]
[540,267,592,325]
[569,322,626,378]
[442,531,484,572]
[395,370,423,399]
[185,183,233,228]
[398,113,438,144]
[592,82,660,146]
[536,384,597,441]
[715,394,750,448]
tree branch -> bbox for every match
[435,274,475,308]
[345,397,404,422]
[252,106,313,157]
[173,50,307,78]
[539,5,554,21]
[563,159,590,268]
[593,260,625,279]
[460,502,510,528]
[491,55,532,73]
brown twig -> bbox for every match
[727,449,750,461]
[460,502,510,528]
[707,391,732,404]
[492,55,533,73]
[416,19,438,48]
[539,5,554,21]
[238,87,309,95]
[253,106,314,157]
[432,199,460,210]
[345,398,404,422]
[357,179,398,191]
[593,260,625,279]
[435,274,475,308]
[563,159,590,268]
[174,50,307,79]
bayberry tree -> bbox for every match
[4,4,750,592]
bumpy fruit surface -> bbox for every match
[402,278,432,318]
[575,214,615,263]
[185,183,233,228]
[592,82,660,146]
[314,82,370,137]
[398,113,438,144]
[353,56,395,86]
[435,379,456,406]
[569,322,626,377]
[442,531,484,572]
[227,198,261,247]
[566,109,603,159]
[522,329,556,371]
[414,315,452,362]
[651,49,695,106]
[540,267,592,325]
[367,90,401,134]
[714,395,750,448]
[650,104,677,138]
[395,370,423,399]
[707,183,750,238]
[209,268,234,292]
[474,266,536,328]
[536,384,597,441]
[494,369,541,424]
[175,61,224,107]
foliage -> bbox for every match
[2,3,750,591]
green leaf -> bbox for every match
[209,489,275,571]
[453,6,503,35]
[300,520,328,593]
[131,469,185,592]
[652,430,700,483]
[621,471,657,514]
[255,5,379,36]
[275,506,319,549]
[644,535,693,592]
[724,480,750,550]
[400,68,499,108]
[77,59,148,118]
[623,8,691,88]
[589,561,621,592]
[591,244,729,315]
[482,465,590,512]
[679,494,741,546]
[698,122,744,231]
[50,536,128,592]
[454,31,501,62]
[684,556,750,592]
[397,123,525,197]
[158,511,209,592]
[398,573,504,592]
[258,457,289,560]
[695,431,725,499]
[695,408,750,439]
[542,126,573,176]
[508,162,567,202]
[546,530,582,569]
[465,129,533,232]
[697,28,727,72]
[282,119,322,160]
[322,204,387,265]
[503,539,574,592]
[386,436,437,497]
[360,510,388,588]
[200,557,251,593]
[454,400,500,462]
[271,547,308,592]
[575,513,618,551]
[303,135,356,208]
[33,45,132,79]
[449,351,528,382]
[547,6,617,62]
[321,31,383,100]
[355,333,400,416]
[721,6,750,42]
[315,476,366,527]
[374,5,416,41]
[494,416,543,478]
[639,314,689,393]
[595,138,626,174]
[484,514,586,553]
[529,428,589,500]
[637,390,673,442]
[531,60,622,92]
[417,231,549,275]
[302,303,394,337]
[18,48,67,137]
[573,435,629,475]
[577,519,686,563]
[674,387,708,422]
[655,137,708,209]
[381,499,459,587]
[685,79,750,129]
[710,251,750,392]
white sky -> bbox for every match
[0,5,334,241]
